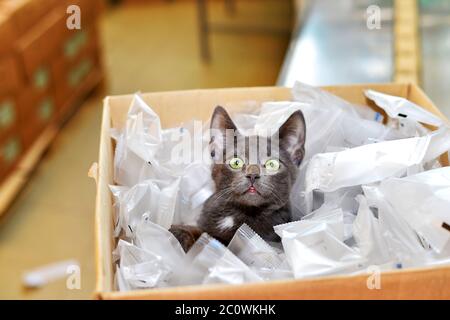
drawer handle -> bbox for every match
[0,100,15,130]
[38,98,54,121]
[68,58,93,87]
[33,67,50,90]
[2,137,21,164]
[64,30,89,58]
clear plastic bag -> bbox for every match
[113,239,171,289]
[376,167,450,253]
[227,224,293,280]
[365,89,445,128]
[179,233,263,286]
[274,217,366,279]
[352,195,391,265]
[305,135,431,194]
[135,218,186,269]
[109,178,180,236]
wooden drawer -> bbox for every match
[1,0,59,36]
[0,55,25,95]
[17,86,56,149]
[0,130,23,181]
[0,13,17,56]
[15,5,68,80]
[52,42,101,113]
[0,95,20,139]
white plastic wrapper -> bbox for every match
[376,167,450,253]
[110,178,180,236]
[113,240,171,290]
[274,216,366,279]
[365,89,445,128]
[305,135,431,198]
[228,224,293,280]
[352,195,391,265]
[113,94,162,186]
[179,233,263,286]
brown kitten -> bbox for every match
[171,106,306,252]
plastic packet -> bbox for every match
[175,163,214,225]
[305,135,431,195]
[274,217,366,279]
[113,94,163,186]
[365,89,445,127]
[179,233,263,286]
[113,239,171,289]
[134,218,186,284]
[376,167,450,253]
[375,197,429,268]
[352,195,391,265]
[109,178,180,236]
[227,224,293,280]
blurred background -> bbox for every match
[0,0,449,299]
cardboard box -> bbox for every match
[94,84,450,300]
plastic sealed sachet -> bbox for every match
[274,216,366,279]
[112,94,163,187]
[179,233,263,286]
[375,167,450,253]
[227,224,293,280]
[305,135,431,195]
[365,89,445,128]
[135,218,186,271]
[114,219,187,290]
[109,177,180,237]
[352,195,391,265]
[113,239,171,290]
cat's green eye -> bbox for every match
[265,159,280,171]
[229,157,244,169]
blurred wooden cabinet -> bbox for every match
[0,0,104,184]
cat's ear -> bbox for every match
[209,106,237,160]
[210,106,237,133]
[277,110,306,166]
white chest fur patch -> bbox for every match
[218,216,235,231]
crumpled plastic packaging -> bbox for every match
[113,239,172,290]
[111,85,450,291]
[365,89,445,128]
[305,135,430,194]
[110,178,180,236]
[375,167,450,253]
[113,218,186,290]
[228,224,293,280]
[352,195,391,265]
[274,212,366,279]
[179,233,263,286]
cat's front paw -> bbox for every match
[169,225,203,252]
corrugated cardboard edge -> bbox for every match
[99,264,450,300]
[94,97,114,299]
[94,84,450,300]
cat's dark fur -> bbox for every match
[170,106,306,252]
